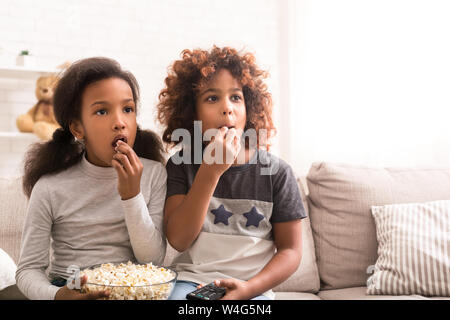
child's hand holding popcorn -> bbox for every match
[111,139,144,200]
[202,126,242,178]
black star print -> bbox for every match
[243,207,265,228]
[210,205,233,225]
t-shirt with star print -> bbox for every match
[165,148,307,299]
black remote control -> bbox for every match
[186,283,227,300]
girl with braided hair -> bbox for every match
[17,57,167,300]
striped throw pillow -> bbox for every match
[367,200,450,296]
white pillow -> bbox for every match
[367,200,450,296]
[0,248,17,290]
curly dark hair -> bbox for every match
[157,46,276,150]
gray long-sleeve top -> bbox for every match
[16,155,167,300]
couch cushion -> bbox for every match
[273,176,320,293]
[272,216,319,293]
[0,249,17,291]
[0,284,27,300]
[318,287,450,300]
[368,200,450,296]
[274,291,321,300]
[0,176,29,265]
[307,163,450,290]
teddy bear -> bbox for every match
[16,75,60,141]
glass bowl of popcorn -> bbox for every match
[80,261,177,300]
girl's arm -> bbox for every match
[16,178,108,300]
[164,127,240,252]
[113,141,167,264]
[15,178,59,300]
[122,162,167,264]
[216,219,302,300]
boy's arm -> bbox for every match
[164,127,239,252]
[235,161,306,299]
[164,165,221,252]
[246,219,302,297]
[216,219,302,299]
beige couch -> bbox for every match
[1,162,449,300]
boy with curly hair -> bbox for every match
[157,46,307,300]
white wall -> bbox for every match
[0,0,283,176]
[287,0,450,175]
[3,0,448,178]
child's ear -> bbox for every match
[69,120,85,141]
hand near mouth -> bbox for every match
[202,126,241,177]
[111,140,143,200]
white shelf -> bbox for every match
[0,131,40,145]
[0,131,39,138]
[0,132,40,151]
[0,65,60,79]
[0,64,54,177]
